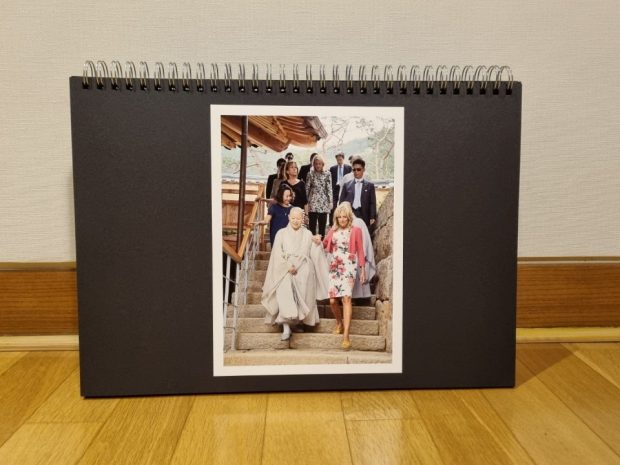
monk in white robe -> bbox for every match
[261,208,329,340]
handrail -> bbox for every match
[222,182,266,352]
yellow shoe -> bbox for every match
[332,324,343,335]
[341,339,351,350]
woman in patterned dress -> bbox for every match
[305,154,333,238]
[322,202,366,349]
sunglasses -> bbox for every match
[353,168,364,172]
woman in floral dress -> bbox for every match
[322,202,366,349]
[305,154,333,238]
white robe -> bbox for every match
[261,225,329,325]
[351,217,376,298]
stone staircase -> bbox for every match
[224,248,391,365]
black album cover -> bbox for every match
[70,67,521,397]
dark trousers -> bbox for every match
[309,212,328,238]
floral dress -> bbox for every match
[306,170,333,213]
[327,228,358,298]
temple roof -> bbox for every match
[221,115,327,152]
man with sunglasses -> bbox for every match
[339,158,376,229]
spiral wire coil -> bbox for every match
[82,61,514,95]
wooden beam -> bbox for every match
[222,116,289,152]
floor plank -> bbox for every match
[565,342,620,389]
[453,390,536,465]
[0,352,77,446]
[341,390,421,421]
[170,394,266,465]
[0,423,100,465]
[262,392,352,465]
[484,358,620,465]
[0,352,26,376]
[411,390,526,465]
[77,396,193,465]
[346,419,445,465]
[28,370,119,424]
[518,344,620,455]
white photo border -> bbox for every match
[211,105,404,377]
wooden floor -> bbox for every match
[0,343,619,465]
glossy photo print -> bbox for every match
[211,105,404,377]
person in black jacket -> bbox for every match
[339,158,376,229]
[298,152,317,183]
[266,158,285,200]
[328,152,352,225]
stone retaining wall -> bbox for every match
[372,190,394,352]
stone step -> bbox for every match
[250,270,267,282]
[224,332,289,351]
[226,304,376,320]
[225,331,385,352]
[236,291,376,306]
[224,349,392,366]
[254,251,270,260]
[290,333,385,351]
[234,289,376,306]
[246,281,263,292]
[317,305,376,320]
[226,318,379,335]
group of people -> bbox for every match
[264,151,377,234]
[256,152,378,350]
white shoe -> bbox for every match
[281,323,291,341]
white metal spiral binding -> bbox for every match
[291,64,299,92]
[167,62,178,91]
[139,62,149,89]
[110,61,122,89]
[196,62,205,91]
[358,65,367,93]
[181,63,192,91]
[80,61,514,94]
[251,64,260,92]
[153,62,164,90]
[96,61,108,88]
[371,66,380,93]
[223,63,233,92]
[125,61,137,89]
[305,65,313,92]
[278,64,286,91]
[82,60,97,88]
[384,66,394,93]
[449,65,461,91]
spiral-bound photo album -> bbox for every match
[70,63,521,397]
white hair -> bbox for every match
[289,207,304,218]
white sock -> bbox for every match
[282,323,291,337]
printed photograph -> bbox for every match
[211,105,404,376]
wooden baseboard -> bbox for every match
[1,260,619,335]
[0,269,78,335]
[1,328,618,352]
[517,261,620,327]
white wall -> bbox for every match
[1,0,619,261]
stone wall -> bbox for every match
[372,190,394,352]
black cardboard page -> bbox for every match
[71,77,521,396]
